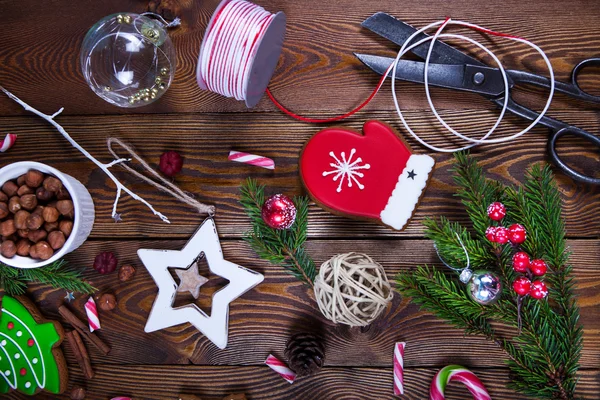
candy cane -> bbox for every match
[0,134,16,152]
[265,354,296,384]
[430,365,491,400]
[393,342,406,396]
[228,151,275,170]
[85,297,101,332]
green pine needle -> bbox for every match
[240,178,316,286]
[396,152,581,400]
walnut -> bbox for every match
[2,181,18,197]
[59,220,73,237]
[8,196,21,213]
[119,264,136,282]
[13,210,30,230]
[25,170,45,188]
[0,220,16,237]
[48,231,66,250]
[42,207,60,223]
[0,202,8,219]
[16,239,31,256]
[43,176,62,193]
[29,241,53,260]
[56,200,74,216]
[44,221,59,232]
[27,229,47,243]
[99,293,117,311]
[17,185,34,196]
[36,187,54,202]
[1,240,16,258]
[19,194,38,211]
[26,213,43,230]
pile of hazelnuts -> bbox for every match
[0,169,74,261]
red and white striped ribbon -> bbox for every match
[228,150,275,170]
[85,296,101,332]
[0,134,16,152]
[393,342,406,396]
[265,354,296,384]
[198,0,275,102]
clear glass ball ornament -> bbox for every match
[80,13,176,108]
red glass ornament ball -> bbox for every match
[530,280,549,299]
[261,194,297,230]
[487,202,506,221]
[508,223,527,244]
[512,251,530,273]
[485,226,497,242]
[512,276,531,296]
[159,151,184,177]
[494,227,509,244]
[530,259,548,276]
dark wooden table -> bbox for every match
[0,0,599,398]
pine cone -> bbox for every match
[284,332,325,377]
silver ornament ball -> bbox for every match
[467,270,502,305]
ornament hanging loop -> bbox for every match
[434,232,472,283]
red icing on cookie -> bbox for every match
[27,338,34,347]
[20,368,26,376]
[300,120,435,230]
[7,322,14,330]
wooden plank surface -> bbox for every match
[1,0,599,398]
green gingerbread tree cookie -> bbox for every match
[0,296,64,395]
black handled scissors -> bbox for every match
[355,12,600,185]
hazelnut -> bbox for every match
[27,229,47,243]
[16,174,27,186]
[119,264,136,282]
[19,194,38,211]
[57,200,74,216]
[2,181,18,197]
[35,187,54,202]
[14,210,30,230]
[42,207,60,223]
[32,205,44,216]
[25,170,45,188]
[70,386,86,400]
[99,293,117,311]
[48,231,66,250]
[8,196,21,213]
[0,202,8,219]
[29,241,53,260]
[1,240,17,258]
[0,220,16,237]
[0,192,7,202]
[44,221,59,232]
[17,185,34,196]
[16,239,31,256]
[43,176,62,193]
[17,229,29,238]
[59,220,73,237]
[2,234,16,242]
[56,186,71,200]
[26,213,43,230]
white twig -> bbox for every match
[1,87,170,223]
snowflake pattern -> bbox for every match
[322,148,370,193]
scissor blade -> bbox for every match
[355,53,506,97]
[361,12,486,67]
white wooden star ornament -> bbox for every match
[138,218,264,349]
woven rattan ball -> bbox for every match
[314,252,393,327]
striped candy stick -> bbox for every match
[393,342,406,396]
[85,296,101,332]
[264,354,296,384]
[430,365,491,400]
[0,133,16,152]
[228,151,275,170]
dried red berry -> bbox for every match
[530,259,548,276]
[93,251,118,274]
[512,276,531,296]
[508,223,527,244]
[486,202,506,221]
[530,280,548,299]
[485,226,497,242]
[159,151,183,177]
[494,227,509,244]
[512,251,530,273]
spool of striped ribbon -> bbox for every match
[197,0,286,107]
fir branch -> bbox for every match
[240,178,316,287]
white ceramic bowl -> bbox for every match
[0,162,95,268]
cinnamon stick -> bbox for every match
[65,330,94,379]
[59,305,110,355]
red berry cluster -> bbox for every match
[486,202,548,300]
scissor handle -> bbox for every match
[548,127,600,185]
[570,58,600,102]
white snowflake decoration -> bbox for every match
[322,148,370,193]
